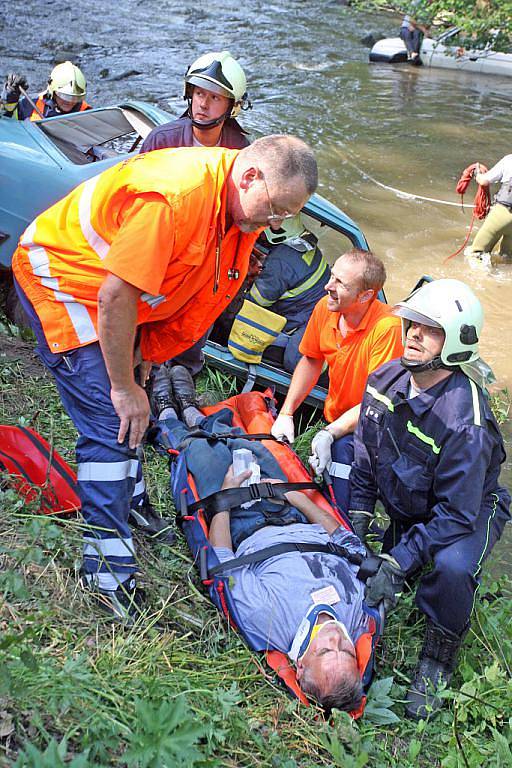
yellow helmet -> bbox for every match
[48,61,86,99]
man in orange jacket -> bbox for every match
[12,135,317,622]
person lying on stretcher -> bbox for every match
[208,464,371,711]
[153,364,381,712]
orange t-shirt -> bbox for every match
[299,297,403,422]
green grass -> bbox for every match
[1,346,511,767]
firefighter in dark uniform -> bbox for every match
[140,50,251,153]
[246,214,329,371]
[348,278,511,720]
[1,62,90,120]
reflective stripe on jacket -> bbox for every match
[12,147,257,363]
[29,95,91,121]
[248,239,329,331]
[350,359,511,572]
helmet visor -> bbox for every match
[186,75,232,99]
[55,89,85,102]
[393,304,442,328]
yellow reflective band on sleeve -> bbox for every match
[280,254,328,300]
[302,246,315,267]
[406,421,441,454]
[469,379,481,426]
[249,282,273,307]
[367,384,395,412]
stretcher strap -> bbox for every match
[177,430,280,449]
[207,540,367,577]
[186,481,318,515]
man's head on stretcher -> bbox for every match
[294,614,361,708]
[208,465,365,712]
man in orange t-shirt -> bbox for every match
[12,135,318,622]
[271,248,403,511]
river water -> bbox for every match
[1,0,510,568]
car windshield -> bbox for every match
[35,106,155,164]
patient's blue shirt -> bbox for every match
[213,523,369,652]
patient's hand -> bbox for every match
[221,465,252,491]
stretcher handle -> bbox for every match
[199,546,209,581]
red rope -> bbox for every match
[444,163,491,263]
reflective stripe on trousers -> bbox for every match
[329,433,354,514]
[15,280,140,589]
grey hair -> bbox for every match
[300,666,364,713]
[343,248,387,294]
[242,134,318,196]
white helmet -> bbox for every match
[394,278,483,371]
[48,61,86,99]
[184,51,251,127]
[264,214,306,245]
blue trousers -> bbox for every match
[15,283,138,590]
[161,413,308,548]
[400,27,423,55]
[329,434,354,514]
[383,491,510,635]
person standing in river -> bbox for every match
[467,155,512,263]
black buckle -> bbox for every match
[248,481,275,501]
[248,483,262,501]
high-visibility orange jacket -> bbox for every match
[13,147,258,364]
[29,96,91,121]
[300,297,403,422]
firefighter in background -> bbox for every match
[141,50,251,152]
[1,61,90,120]
[245,215,329,372]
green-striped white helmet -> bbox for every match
[394,278,483,370]
[184,51,251,127]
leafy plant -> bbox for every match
[12,739,96,768]
[122,697,206,768]
[352,0,512,53]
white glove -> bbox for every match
[309,428,334,477]
[271,413,295,443]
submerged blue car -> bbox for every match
[0,104,370,408]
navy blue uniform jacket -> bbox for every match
[140,113,249,152]
[350,359,510,573]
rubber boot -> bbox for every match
[169,364,200,414]
[405,620,462,720]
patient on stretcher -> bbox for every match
[153,368,373,712]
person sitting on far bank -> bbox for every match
[209,465,370,712]
[244,214,330,372]
[349,279,510,720]
[399,2,431,65]
[1,61,90,121]
[140,51,251,153]
[271,249,403,512]
[466,155,512,264]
